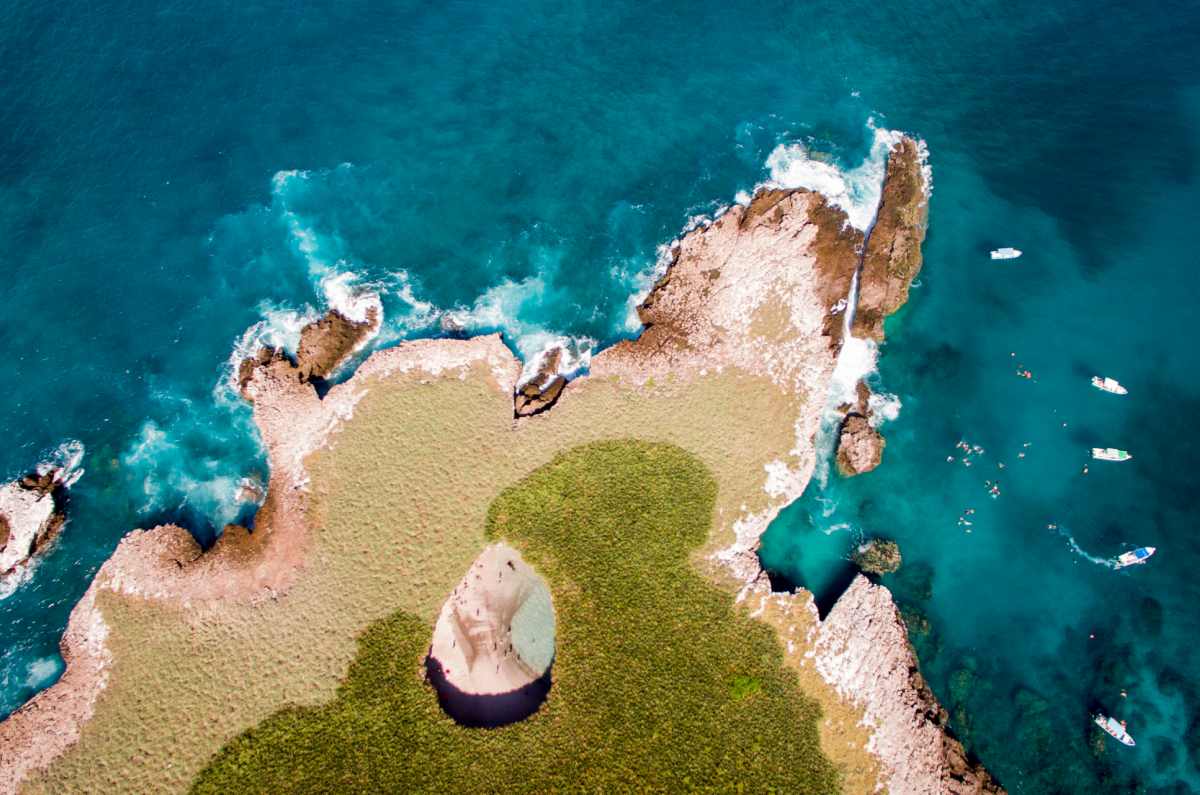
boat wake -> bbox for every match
[1050,525,1118,569]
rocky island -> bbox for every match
[0,136,1001,793]
[0,450,82,592]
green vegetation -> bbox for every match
[729,675,763,701]
[192,440,840,793]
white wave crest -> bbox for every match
[516,334,595,388]
[37,439,85,489]
[318,271,383,326]
[765,120,905,231]
[867,391,902,425]
[22,656,61,690]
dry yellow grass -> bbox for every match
[25,357,877,793]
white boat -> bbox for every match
[1094,714,1136,746]
[1092,448,1132,462]
[1115,547,1156,569]
[990,247,1022,260]
[1091,376,1128,395]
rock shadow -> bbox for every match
[424,655,553,729]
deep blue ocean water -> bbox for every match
[2,1,1199,791]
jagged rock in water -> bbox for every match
[236,307,378,400]
[852,538,902,575]
[0,470,69,580]
[853,137,929,340]
[514,347,568,417]
[295,307,379,381]
[837,414,885,476]
[427,543,555,726]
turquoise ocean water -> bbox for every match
[2,1,1198,791]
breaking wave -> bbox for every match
[765,120,905,231]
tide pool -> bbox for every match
[1,1,1198,791]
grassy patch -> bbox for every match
[192,440,839,793]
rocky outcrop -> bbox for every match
[813,576,1004,794]
[851,539,902,575]
[836,414,885,476]
[852,138,929,341]
[514,347,568,417]
[295,307,379,381]
[0,468,70,582]
[616,188,862,375]
[835,380,884,477]
[427,543,555,726]
[235,307,379,395]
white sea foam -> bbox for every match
[318,271,383,326]
[867,391,902,425]
[829,335,879,408]
[38,439,85,488]
[764,119,905,231]
[22,656,61,689]
[515,334,595,388]
[440,273,598,385]
[122,420,256,529]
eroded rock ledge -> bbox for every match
[833,137,929,476]
[813,576,1003,794]
[852,137,929,341]
[514,347,568,417]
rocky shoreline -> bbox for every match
[0,135,1003,793]
[813,576,1003,794]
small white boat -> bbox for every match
[1094,713,1136,746]
[1115,547,1156,569]
[1091,376,1128,395]
[1092,448,1132,462]
[990,247,1022,260]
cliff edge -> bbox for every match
[814,576,1004,794]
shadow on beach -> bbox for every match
[424,655,553,729]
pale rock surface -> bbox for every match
[428,543,555,696]
[812,576,1004,794]
[0,482,58,577]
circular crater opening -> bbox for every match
[425,542,555,728]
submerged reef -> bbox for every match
[852,538,903,575]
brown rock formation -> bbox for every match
[814,576,1004,795]
[295,307,379,381]
[602,186,861,386]
[835,379,884,477]
[853,138,929,340]
[836,414,885,476]
[514,347,568,417]
[235,307,379,396]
